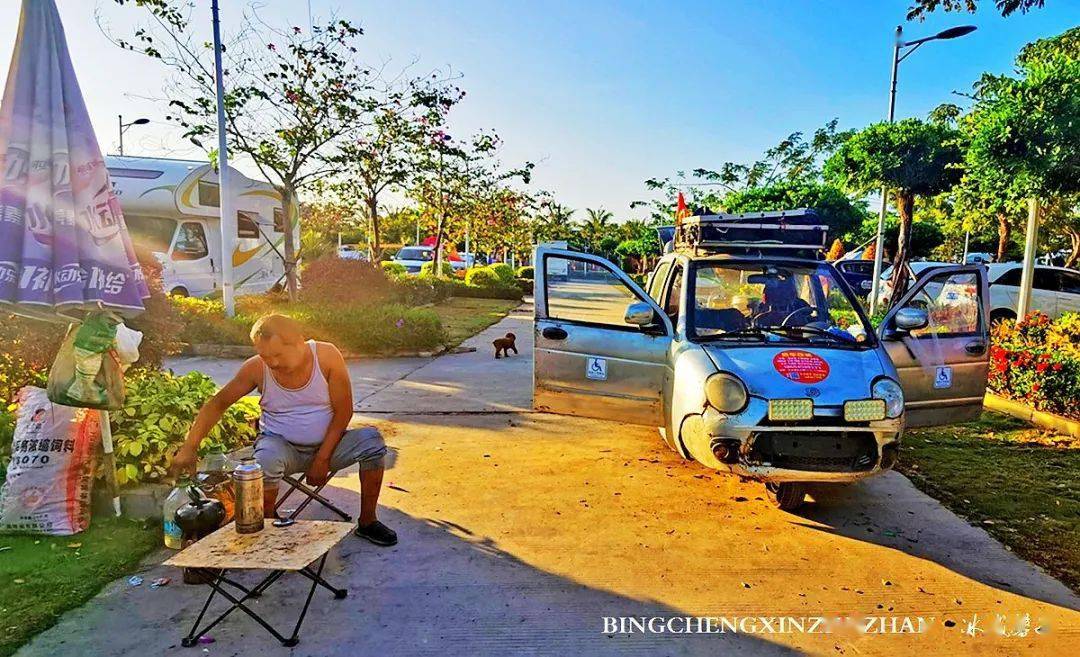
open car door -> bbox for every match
[534,246,672,426]
[878,265,990,427]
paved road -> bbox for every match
[19,302,1080,656]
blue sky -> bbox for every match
[2,1,1078,218]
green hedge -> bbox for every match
[465,267,500,287]
[420,261,455,277]
[380,261,407,276]
[488,262,515,284]
[515,266,534,280]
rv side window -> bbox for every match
[237,211,260,238]
[197,181,220,208]
[273,207,285,233]
[173,222,209,261]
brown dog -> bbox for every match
[493,332,518,359]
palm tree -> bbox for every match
[581,207,614,254]
[534,203,576,243]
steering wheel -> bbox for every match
[780,305,818,326]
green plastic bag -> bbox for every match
[46,313,124,410]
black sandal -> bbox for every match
[354,520,398,546]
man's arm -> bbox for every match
[306,343,353,486]
[170,357,261,474]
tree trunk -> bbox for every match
[433,209,445,278]
[281,183,299,302]
[1065,229,1080,269]
[888,192,915,305]
[996,212,1012,263]
[366,194,382,261]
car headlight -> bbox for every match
[705,373,748,414]
[872,377,904,418]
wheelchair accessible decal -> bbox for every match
[934,366,953,389]
[772,350,830,384]
[586,357,608,381]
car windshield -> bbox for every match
[397,248,433,261]
[690,261,873,345]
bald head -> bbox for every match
[250,314,304,345]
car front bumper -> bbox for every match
[679,398,903,484]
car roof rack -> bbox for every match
[674,208,829,259]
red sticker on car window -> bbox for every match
[772,350,830,383]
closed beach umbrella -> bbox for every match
[0,0,150,515]
[0,0,148,319]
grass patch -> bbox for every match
[0,517,160,657]
[899,411,1080,592]
[433,297,521,348]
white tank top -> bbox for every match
[259,341,333,446]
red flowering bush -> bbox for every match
[989,311,1080,419]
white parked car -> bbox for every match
[879,261,1080,322]
[984,263,1080,322]
[337,244,368,261]
[392,246,435,274]
[393,246,474,274]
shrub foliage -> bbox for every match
[989,311,1080,419]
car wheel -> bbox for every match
[169,286,189,298]
[764,482,805,511]
[990,309,1015,327]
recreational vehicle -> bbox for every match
[106,155,293,297]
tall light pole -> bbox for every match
[867,23,977,315]
[117,115,149,156]
[212,0,236,317]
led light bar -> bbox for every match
[844,399,887,422]
[768,398,813,421]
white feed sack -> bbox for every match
[0,387,102,535]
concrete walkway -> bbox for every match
[18,302,1080,656]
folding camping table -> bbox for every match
[165,520,353,647]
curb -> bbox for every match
[984,392,1080,439]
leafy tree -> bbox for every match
[533,199,577,244]
[963,26,1080,263]
[906,0,1045,20]
[720,180,868,241]
[824,119,962,300]
[633,120,850,220]
[611,219,664,273]
[580,208,615,255]
[106,2,379,301]
[299,200,362,260]
[329,80,446,259]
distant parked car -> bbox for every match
[878,261,1080,322]
[392,245,472,274]
[337,244,368,261]
[392,246,435,274]
[834,259,876,297]
[984,263,1080,322]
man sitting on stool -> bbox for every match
[171,314,397,546]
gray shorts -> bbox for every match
[253,427,387,484]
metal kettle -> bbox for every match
[174,485,226,539]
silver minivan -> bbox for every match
[533,240,990,510]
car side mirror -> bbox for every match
[884,306,929,339]
[624,302,657,328]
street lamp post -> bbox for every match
[211,0,237,317]
[117,115,149,156]
[867,23,977,315]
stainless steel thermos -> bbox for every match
[233,457,265,534]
